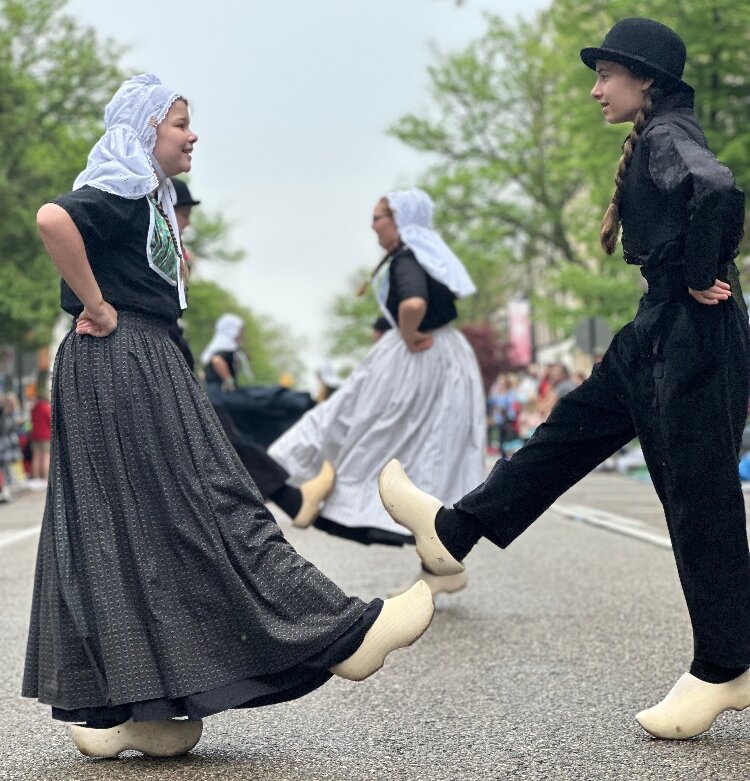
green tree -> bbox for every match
[184,280,305,385]
[326,269,383,360]
[185,209,245,264]
[550,0,750,279]
[181,205,307,384]
[0,0,123,346]
[389,12,642,335]
[388,1,750,336]
[0,1,306,381]
[549,0,750,187]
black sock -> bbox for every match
[269,484,302,519]
[434,506,484,562]
[84,718,127,729]
[690,659,749,684]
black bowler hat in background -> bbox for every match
[171,177,201,208]
[580,18,692,91]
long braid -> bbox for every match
[600,89,655,255]
[355,255,390,298]
[154,197,190,285]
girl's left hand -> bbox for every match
[405,332,434,353]
[688,279,731,305]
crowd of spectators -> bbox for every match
[486,365,750,484]
[0,386,51,502]
[486,363,587,457]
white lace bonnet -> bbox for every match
[376,187,476,324]
[73,73,187,308]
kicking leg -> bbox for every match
[380,355,636,568]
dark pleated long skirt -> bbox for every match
[22,312,379,722]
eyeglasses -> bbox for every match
[372,214,389,224]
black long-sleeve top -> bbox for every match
[619,91,744,293]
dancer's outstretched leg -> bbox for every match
[380,360,636,570]
[331,580,434,681]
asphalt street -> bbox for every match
[2,473,750,780]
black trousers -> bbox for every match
[457,291,750,667]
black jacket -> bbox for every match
[620,92,745,293]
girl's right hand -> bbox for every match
[75,301,118,337]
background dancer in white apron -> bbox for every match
[270,188,486,597]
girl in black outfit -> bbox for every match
[23,73,434,760]
[378,18,750,740]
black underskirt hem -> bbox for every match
[51,600,383,725]
[313,516,415,547]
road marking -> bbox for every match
[551,502,672,550]
[0,526,41,550]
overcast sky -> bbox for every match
[64,0,549,388]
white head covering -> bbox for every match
[200,313,245,367]
[316,361,343,390]
[73,73,187,308]
[384,187,476,300]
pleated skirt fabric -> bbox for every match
[268,327,486,538]
[22,312,375,718]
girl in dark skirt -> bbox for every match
[23,73,434,759]
[378,18,750,740]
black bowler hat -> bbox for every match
[171,177,201,208]
[580,18,692,91]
